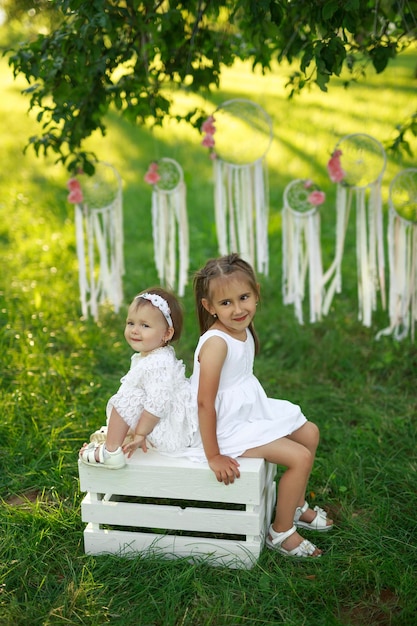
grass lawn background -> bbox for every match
[1,41,417,625]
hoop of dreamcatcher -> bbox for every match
[376,168,417,341]
[69,161,124,320]
[145,158,189,297]
[323,133,387,326]
[282,179,326,324]
[201,99,273,274]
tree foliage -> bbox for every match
[5,0,417,172]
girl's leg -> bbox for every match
[78,408,129,467]
[105,407,130,452]
[288,422,333,528]
[242,437,319,553]
[287,421,319,508]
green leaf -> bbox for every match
[370,45,395,74]
[316,70,329,92]
[322,0,339,20]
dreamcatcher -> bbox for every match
[201,99,273,275]
[323,134,387,326]
[376,168,417,341]
[145,158,189,296]
[282,179,326,324]
[68,162,124,320]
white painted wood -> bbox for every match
[78,451,267,505]
[81,493,266,535]
[83,523,261,569]
[78,448,277,569]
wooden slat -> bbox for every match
[81,493,266,535]
[78,452,267,505]
[83,523,261,569]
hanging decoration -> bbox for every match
[145,158,189,297]
[376,168,417,341]
[68,162,124,320]
[322,134,387,327]
[201,99,273,275]
[282,179,326,324]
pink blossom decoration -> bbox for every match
[304,179,313,189]
[327,149,345,183]
[200,115,217,158]
[201,134,215,148]
[144,162,161,185]
[67,177,84,204]
[201,116,216,135]
[308,190,326,206]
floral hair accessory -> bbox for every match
[304,180,326,207]
[67,177,84,204]
[137,292,173,327]
[201,115,217,159]
[327,149,345,183]
[144,162,161,185]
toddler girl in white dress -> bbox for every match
[79,287,197,469]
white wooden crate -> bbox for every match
[78,447,276,569]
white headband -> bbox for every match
[137,293,173,327]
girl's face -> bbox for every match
[202,273,259,340]
[124,301,174,356]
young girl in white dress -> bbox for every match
[189,253,333,557]
[79,287,198,469]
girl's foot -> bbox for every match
[79,442,126,469]
[294,501,333,531]
[266,524,322,557]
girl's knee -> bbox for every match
[299,445,314,471]
[304,421,320,448]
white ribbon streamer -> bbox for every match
[323,135,386,326]
[214,158,269,274]
[376,168,417,341]
[282,184,324,324]
[74,163,124,320]
[151,159,189,297]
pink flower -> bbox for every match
[144,170,160,185]
[68,188,84,204]
[67,177,84,203]
[144,162,160,185]
[67,177,81,191]
[201,134,215,148]
[201,116,216,135]
[304,179,313,189]
[308,190,326,206]
[327,149,345,183]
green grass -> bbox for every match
[1,42,417,625]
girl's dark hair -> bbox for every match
[193,253,260,353]
[133,286,183,342]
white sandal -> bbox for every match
[266,524,321,557]
[294,501,333,532]
[79,442,126,469]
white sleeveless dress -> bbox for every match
[185,328,307,461]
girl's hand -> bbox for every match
[122,434,148,458]
[208,454,240,485]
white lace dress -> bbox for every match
[183,329,307,461]
[106,346,198,453]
